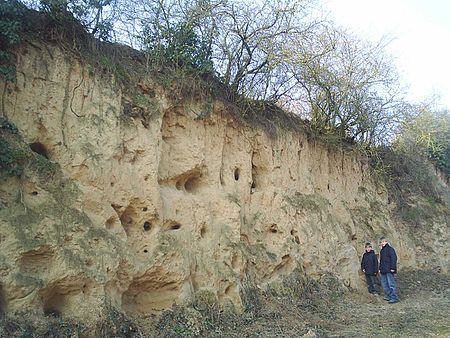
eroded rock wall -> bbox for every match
[0,41,448,320]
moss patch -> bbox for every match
[283,192,329,213]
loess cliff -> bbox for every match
[0,40,448,324]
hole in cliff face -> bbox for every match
[31,191,38,196]
[200,226,207,238]
[20,246,55,275]
[122,268,181,314]
[29,142,49,159]
[112,204,139,236]
[234,168,240,181]
[143,207,148,212]
[143,222,151,231]
[171,169,204,193]
[171,223,181,230]
[251,164,257,191]
[163,220,182,231]
[120,207,136,231]
[105,216,117,230]
[184,175,201,193]
[43,294,63,317]
[175,180,183,191]
[269,224,279,233]
[290,230,300,244]
[40,279,88,318]
[251,151,268,191]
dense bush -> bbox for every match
[396,106,450,177]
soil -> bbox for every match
[0,270,448,337]
[151,269,450,338]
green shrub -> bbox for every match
[95,303,143,338]
[0,137,27,178]
[154,304,200,338]
[372,146,449,225]
[0,313,85,338]
[143,20,213,75]
[0,0,29,81]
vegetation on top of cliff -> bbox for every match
[2,1,449,215]
[395,105,450,176]
[367,102,450,225]
[1,0,404,145]
[0,0,29,81]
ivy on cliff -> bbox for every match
[0,0,29,81]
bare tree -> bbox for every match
[212,0,318,99]
[286,27,405,145]
[17,0,412,146]
[117,0,318,97]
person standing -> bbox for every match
[361,242,379,294]
[379,236,399,304]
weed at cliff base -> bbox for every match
[0,313,86,338]
[96,303,144,338]
[154,304,201,338]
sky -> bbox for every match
[322,0,450,109]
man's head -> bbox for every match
[365,242,373,252]
[379,237,388,247]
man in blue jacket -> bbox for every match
[361,242,379,294]
[379,237,399,303]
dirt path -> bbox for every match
[153,270,450,338]
[230,270,450,338]
[329,271,450,338]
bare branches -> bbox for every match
[199,0,319,98]
[285,26,406,145]
[16,0,416,145]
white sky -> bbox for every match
[322,0,450,109]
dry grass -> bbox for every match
[0,270,448,337]
[147,270,450,338]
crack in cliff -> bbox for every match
[70,67,86,118]
[60,62,73,147]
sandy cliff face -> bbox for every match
[0,42,448,320]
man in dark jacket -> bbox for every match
[379,236,399,303]
[361,242,379,294]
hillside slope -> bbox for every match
[0,39,448,331]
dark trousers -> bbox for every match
[365,274,378,293]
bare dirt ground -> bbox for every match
[152,270,450,338]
